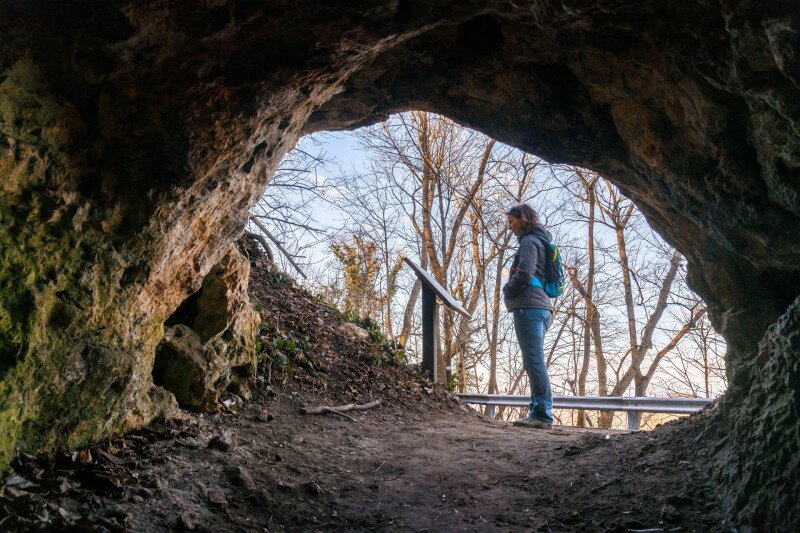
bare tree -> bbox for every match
[355,112,497,381]
[262,122,728,428]
[549,166,720,428]
[249,137,333,275]
[327,166,410,337]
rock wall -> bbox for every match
[308,0,800,366]
[705,295,800,529]
[0,0,797,527]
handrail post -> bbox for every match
[627,411,638,431]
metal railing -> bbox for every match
[458,394,713,430]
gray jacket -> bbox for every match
[503,228,553,311]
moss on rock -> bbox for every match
[0,57,173,468]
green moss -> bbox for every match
[0,349,43,466]
[0,57,161,469]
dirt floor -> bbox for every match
[0,260,728,532]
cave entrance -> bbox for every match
[247,111,727,430]
[2,2,798,526]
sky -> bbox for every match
[317,131,363,167]
[291,132,365,233]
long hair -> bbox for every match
[507,204,541,235]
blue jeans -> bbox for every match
[513,308,553,424]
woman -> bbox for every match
[503,204,554,429]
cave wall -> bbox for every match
[0,0,433,468]
[154,244,261,411]
[705,294,800,529]
[0,0,798,527]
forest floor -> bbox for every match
[0,260,727,532]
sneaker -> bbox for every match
[512,417,552,429]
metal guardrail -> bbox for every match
[458,394,713,430]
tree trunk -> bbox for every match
[398,246,429,348]
[611,250,682,396]
[487,248,506,395]
[576,177,597,427]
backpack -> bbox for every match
[529,233,565,298]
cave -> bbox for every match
[0,0,797,528]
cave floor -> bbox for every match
[1,261,728,531]
[1,384,725,532]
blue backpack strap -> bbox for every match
[529,233,547,289]
[533,232,551,250]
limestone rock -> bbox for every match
[208,430,238,453]
[152,326,214,411]
[153,246,260,411]
[224,465,256,491]
[707,294,800,529]
[339,322,370,341]
[206,487,228,507]
[177,512,199,531]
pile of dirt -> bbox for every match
[245,258,443,404]
[0,262,726,532]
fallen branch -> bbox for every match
[318,409,357,422]
[300,399,382,421]
[627,529,683,533]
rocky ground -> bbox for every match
[0,262,727,532]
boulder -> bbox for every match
[153,246,260,411]
[339,322,370,341]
